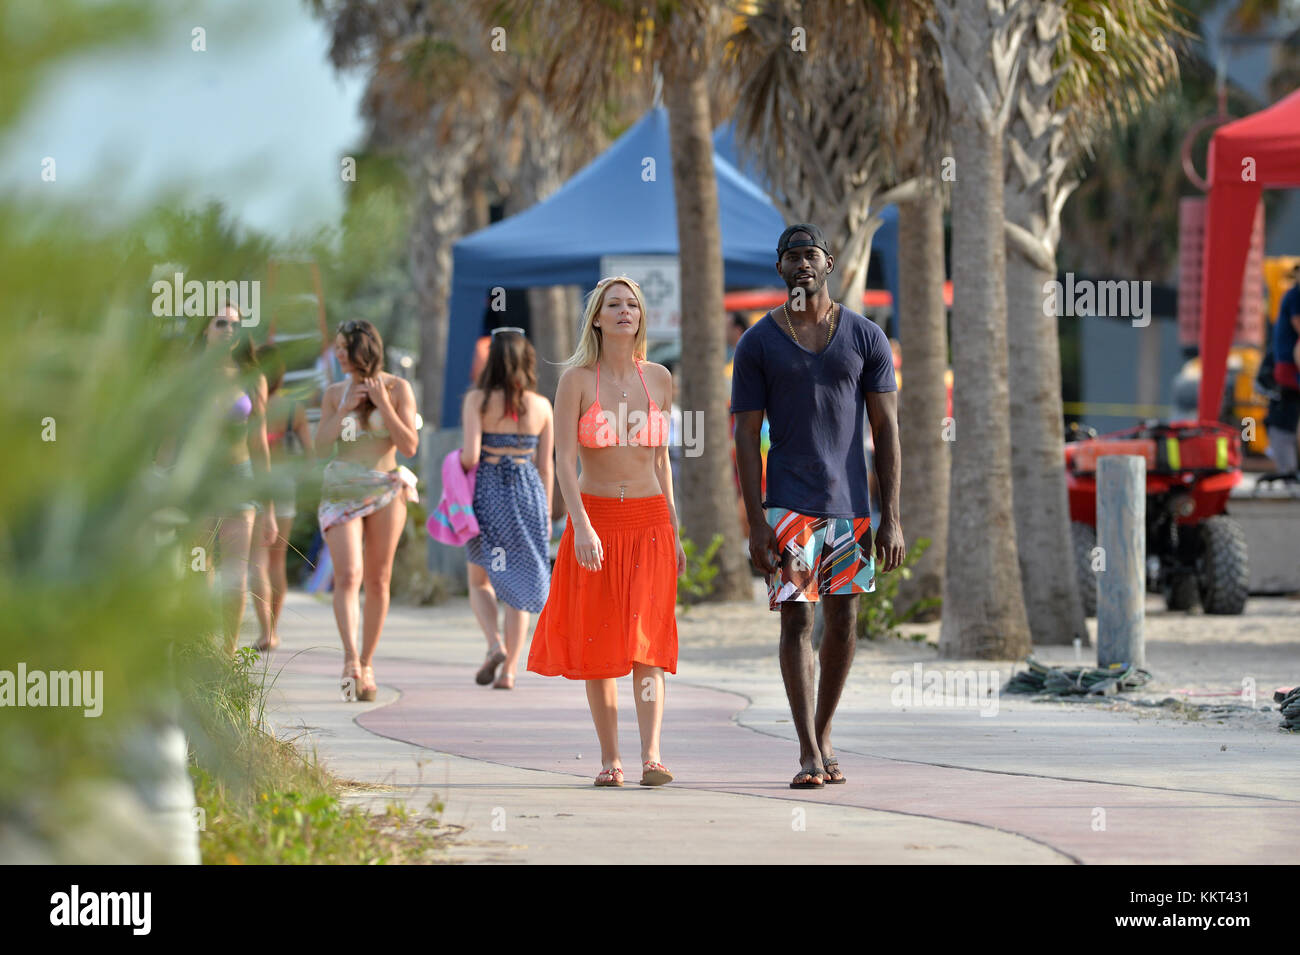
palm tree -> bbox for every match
[730,0,953,620]
[1058,57,1261,283]
[728,0,913,308]
[930,0,1033,659]
[1003,0,1183,646]
[490,0,752,601]
[889,8,952,623]
[313,0,501,428]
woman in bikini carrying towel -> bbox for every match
[527,277,684,788]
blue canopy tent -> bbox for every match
[442,108,899,426]
[712,120,900,334]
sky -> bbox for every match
[0,0,367,240]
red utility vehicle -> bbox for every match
[1066,421,1247,614]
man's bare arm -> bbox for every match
[865,390,905,572]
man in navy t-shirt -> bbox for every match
[731,223,904,790]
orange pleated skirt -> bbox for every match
[527,493,678,680]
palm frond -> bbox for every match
[1057,0,1187,156]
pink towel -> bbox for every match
[427,449,478,546]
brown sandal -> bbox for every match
[594,767,624,787]
[639,761,674,786]
[789,769,825,789]
[357,664,377,702]
[476,649,506,686]
[340,662,361,702]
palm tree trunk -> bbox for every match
[1003,0,1086,646]
[896,181,948,621]
[835,239,871,313]
[1005,216,1088,646]
[664,68,749,601]
[512,105,571,406]
[409,134,476,428]
[932,0,1032,659]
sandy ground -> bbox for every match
[677,580,1299,730]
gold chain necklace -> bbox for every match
[782,300,836,350]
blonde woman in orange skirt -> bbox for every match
[527,276,684,787]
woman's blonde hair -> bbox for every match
[563,276,649,368]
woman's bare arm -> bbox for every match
[553,368,590,533]
[315,382,345,454]
[379,377,419,459]
[651,365,680,536]
[292,401,314,462]
[460,390,482,472]
[248,374,273,496]
[535,395,555,517]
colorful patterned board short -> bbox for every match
[765,507,876,611]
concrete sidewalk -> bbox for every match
[259,589,1299,864]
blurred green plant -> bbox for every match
[185,641,445,864]
[0,0,416,858]
[676,533,724,609]
[194,768,447,865]
[855,537,941,640]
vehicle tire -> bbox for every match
[1197,516,1249,615]
[1071,521,1098,617]
[1163,573,1198,611]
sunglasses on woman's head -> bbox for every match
[340,321,361,334]
[491,326,525,337]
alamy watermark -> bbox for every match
[890,663,1000,717]
[0,663,103,717]
[587,401,703,457]
[50,885,150,935]
[151,272,260,326]
[1042,272,1151,328]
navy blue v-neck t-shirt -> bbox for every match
[730,306,897,519]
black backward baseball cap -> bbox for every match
[777,223,830,257]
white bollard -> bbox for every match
[1097,455,1146,669]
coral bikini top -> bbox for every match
[578,360,669,449]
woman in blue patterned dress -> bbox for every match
[460,329,554,689]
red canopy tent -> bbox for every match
[1198,88,1300,421]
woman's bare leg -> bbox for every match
[216,509,255,655]
[467,562,503,655]
[632,663,665,765]
[358,498,407,668]
[268,530,290,638]
[499,606,530,682]
[324,518,364,669]
[249,510,274,648]
[585,678,621,772]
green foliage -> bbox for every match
[855,537,941,640]
[0,0,433,861]
[194,770,447,865]
[676,532,724,609]
[0,0,156,128]
[185,645,444,864]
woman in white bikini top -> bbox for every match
[339,376,392,438]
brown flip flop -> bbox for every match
[475,649,506,685]
[789,769,825,789]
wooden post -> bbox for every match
[1097,455,1145,668]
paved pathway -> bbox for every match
[259,591,1300,864]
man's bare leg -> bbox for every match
[816,593,859,780]
[778,601,824,779]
